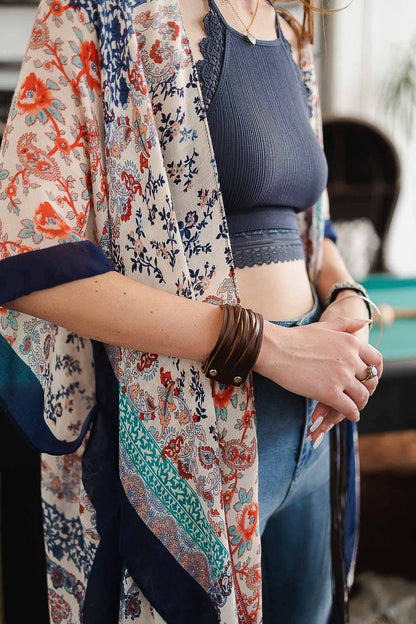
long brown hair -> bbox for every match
[277,0,352,46]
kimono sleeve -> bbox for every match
[0,0,115,454]
[0,0,114,304]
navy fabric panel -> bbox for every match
[82,339,123,623]
[0,240,116,307]
[0,335,95,455]
[324,218,338,244]
[344,420,358,584]
[83,340,219,624]
[119,493,219,624]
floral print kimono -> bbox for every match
[0,0,359,622]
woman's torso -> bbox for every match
[179,0,324,320]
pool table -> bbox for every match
[358,272,416,434]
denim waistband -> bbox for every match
[266,281,322,327]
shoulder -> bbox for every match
[275,9,301,67]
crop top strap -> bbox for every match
[274,8,313,118]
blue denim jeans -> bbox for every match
[252,282,332,624]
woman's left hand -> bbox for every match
[306,292,380,446]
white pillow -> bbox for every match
[334,217,381,280]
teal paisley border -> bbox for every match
[119,387,229,578]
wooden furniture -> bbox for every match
[322,116,401,272]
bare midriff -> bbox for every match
[234,261,314,321]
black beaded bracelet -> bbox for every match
[326,280,373,321]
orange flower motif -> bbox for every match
[54,136,71,154]
[136,10,153,26]
[76,212,87,229]
[199,276,210,291]
[167,21,180,41]
[212,384,235,411]
[17,73,53,115]
[79,41,101,92]
[246,563,262,591]
[236,502,258,543]
[242,411,252,427]
[30,21,49,49]
[150,40,164,64]
[34,201,72,239]
[5,183,17,198]
[170,121,180,137]
[50,0,64,15]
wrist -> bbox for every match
[252,320,287,377]
[330,290,371,320]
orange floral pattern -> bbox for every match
[17,73,54,115]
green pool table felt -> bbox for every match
[361,273,416,362]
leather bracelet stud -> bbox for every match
[201,303,264,386]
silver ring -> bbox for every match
[359,364,378,383]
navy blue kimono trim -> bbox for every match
[0,239,115,454]
[324,218,338,244]
[344,420,358,580]
[0,240,116,307]
[82,339,124,623]
[0,336,96,455]
[82,340,219,624]
[119,494,219,624]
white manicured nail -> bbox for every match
[313,432,325,449]
[306,435,312,443]
[309,416,324,432]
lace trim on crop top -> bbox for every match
[195,0,313,116]
[229,228,305,268]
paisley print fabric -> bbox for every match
[0,0,357,623]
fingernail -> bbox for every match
[327,424,334,432]
[313,431,325,449]
[306,435,312,443]
[309,416,324,432]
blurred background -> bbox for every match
[0,0,416,623]
[314,5,416,622]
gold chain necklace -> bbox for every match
[223,0,261,45]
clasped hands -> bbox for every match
[306,295,383,445]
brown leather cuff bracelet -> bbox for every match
[202,303,264,386]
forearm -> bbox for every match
[316,238,354,300]
[2,271,225,363]
[316,238,370,318]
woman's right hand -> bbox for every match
[253,315,383,421]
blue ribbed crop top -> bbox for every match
[195,0,337,266]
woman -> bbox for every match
[0,0,382,622]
